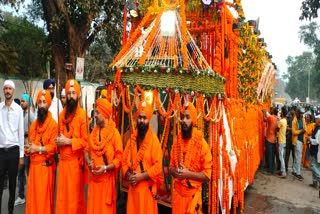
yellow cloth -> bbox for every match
[277,118,287,144]
[292,116,306,145]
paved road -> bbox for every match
[3,167,320,214]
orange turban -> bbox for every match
[36,90,52,107]
[96,98,112,119]
[136,100,153,121]
[65,79,80,97]
[182,102,197,124]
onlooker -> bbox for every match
[0,80,24,214]
[60,88,66,108]
[277,107,287,178]
[263,107,278,174]
[285,106,296,172]
[43,79,63,123]
[303,112,315,168]
[292,107,306,180]
[308,114,320,189]
[14,93,36,206]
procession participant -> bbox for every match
[122,100,163,214]
[55,79,88,214]
[85,98,123,214]
[25,90,57,214]
[170,102,212,214]
[0,80,24,214]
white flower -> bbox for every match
[197,71,200,75]
[167,68,170,73]
[154,69,157,73]
[180,70,183,74]
[130,67,134,72]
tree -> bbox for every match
[284,52,319,102]
[0,12,49,79]
[300,0,320,20]
[27,0,125,91]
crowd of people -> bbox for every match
[0,78,212,214]
[263,104,320,190]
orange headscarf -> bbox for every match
[136,100,153,121]
[96,98,112,119]
[182,102,197,124]
[65,79,81,97]
[36,90,52,107]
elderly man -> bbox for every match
[0,80,24,214]
[55,79,88,214]
[15,93,36,206]
[122,100,163,214]
[85,98,123,214]
[25,90,57,214]
[170,102,212,214]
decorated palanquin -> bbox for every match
[104,0,277,213]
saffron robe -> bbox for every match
[122,127,163,214]
[25,112,57,214]
[86,124,123,214]
[170,130,212,214]
[55,105,88,214]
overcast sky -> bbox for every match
[241,0,315,76]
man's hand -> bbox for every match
[92,165,106,175]
[55,134,71,147]
[18,158,24,170]
[176,163,190,180]
[127,171,147,186]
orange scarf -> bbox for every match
[59,104,80,138]
[90,120,116,157]
[129,127,154,170]
[172,128,203,171]
[30,111,53,146]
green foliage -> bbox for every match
[0,12,48,78]
[284,52,318,102]
[300,0,320,20]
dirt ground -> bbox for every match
[244,167,320,214]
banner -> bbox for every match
[75,57,85,81]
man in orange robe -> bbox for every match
[84,98,123,214]
[25,90,57,214]
[55,79,88,214]
[122,100,163,214]
[170,102,212,214]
